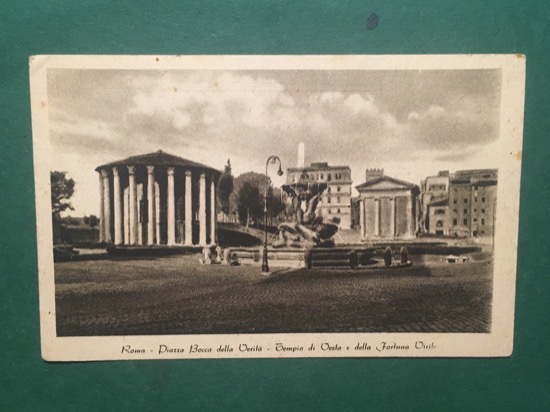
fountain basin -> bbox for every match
[227,246,377,269]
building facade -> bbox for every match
[420,169,497,238]
[449,169,497,237]
[419,171,451,235]
[95,150,220,247]
[286,162,353,228]
[355,169,419,240]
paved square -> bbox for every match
[55,255,492,336]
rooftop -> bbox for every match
[287,162,350,172]
[356,175,418,191]
[95,150,221,174]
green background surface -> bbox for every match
[1,1,548,410]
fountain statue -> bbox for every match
[272,182,339,248]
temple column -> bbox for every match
[390,197,396,238]
[167,167,176,246]
[199,172,207,246]
[155,182,160,243]
[359,198,365,238]
[112,167,122,245]
[98,172,105,242]
[374,198,380,237]
[137,185,143,245]
[128,166,137,245]
[123,188,129,244]
[407,194,415,237]
[184,170,193,246]
[210,176,216,245]
[101,170,111,243]
[147,166,156,245]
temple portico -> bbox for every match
[96,150,220,248]
[355,170,420,240]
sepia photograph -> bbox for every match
[30,55,525,360]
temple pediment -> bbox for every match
[356,176,417,192]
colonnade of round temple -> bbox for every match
[95,150,220,247]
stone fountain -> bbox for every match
[273,182,339,248]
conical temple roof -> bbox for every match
[95,150,221,175]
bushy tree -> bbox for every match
[231,171,286,227]
[267,187,286,223]
[83,215,99,227]
[237,181,263,226]
[230,172,271,217]
[50,171,75,243]
[51,171,75,217]
[87,214,99,227]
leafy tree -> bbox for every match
[231,171,287,226]
[236,181,263,227]
[87,214,99,227]
[230,172,271,217]
[64,216,81,226]
[218,159,234,217]
[83,215,99,227]
[267,187,286,223]
[51,171,75,217]
[50,171,75,243]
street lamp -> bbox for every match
[262,155,284,274]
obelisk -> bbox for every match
[297,142,305,169]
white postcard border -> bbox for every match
[30,54,526,361]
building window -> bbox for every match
[337,208,341,213]
[453,219,458,225]
[320,174,324,179]
[327,174,331,182]
[463,209,468,214]
[482,197,486,203]
[453,209,457,214]
[435,209,445,215]
[337,186,341,192]
[481,208,485,213]
[328,197,331,204]
[463,218,468,225]
[464,198,468,204]
[328,186,331,193]
[453,199,457,204]
[481,218,485,225]
[436,221,444,228]
[337,197,341,203]
[328,209,331,214]
[474,196,478,203]
[474,209,477,213]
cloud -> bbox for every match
[46,69,501,215]
[404,95,499,151]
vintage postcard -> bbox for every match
[30,55,525,361]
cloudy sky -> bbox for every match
[47,68,501,216]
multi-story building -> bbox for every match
[420,169,497,238]
[420,171,451,236]
[449,169,497,237]
[286,162,353,228]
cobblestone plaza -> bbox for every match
[55,255,492,336]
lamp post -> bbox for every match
[262,155,284,274]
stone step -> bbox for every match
[311,259,353,268]
[310,252,354,260]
